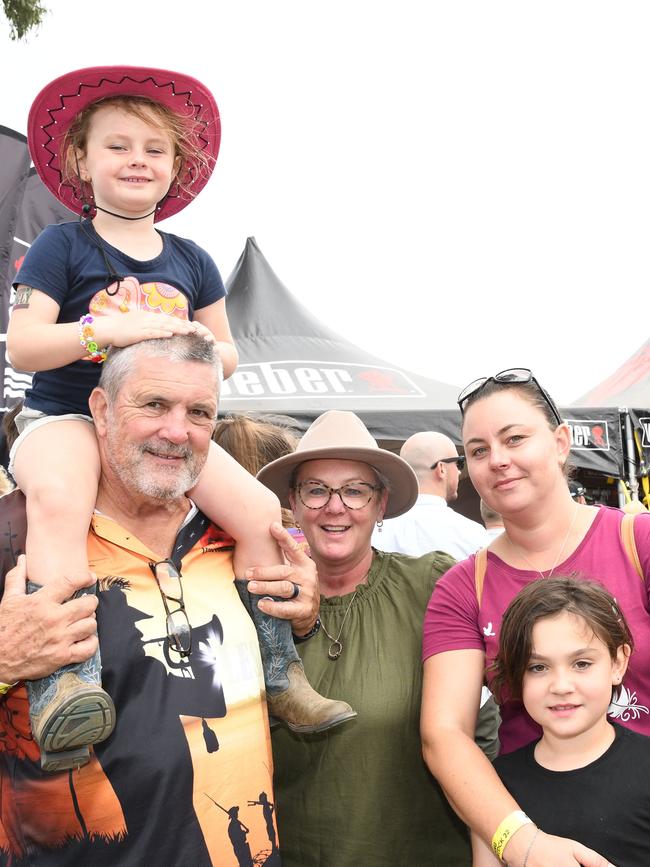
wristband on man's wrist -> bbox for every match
[292,617,321,643]
[491,810,534,860]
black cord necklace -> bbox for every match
[94,203,157,221]
[79,206,126,297]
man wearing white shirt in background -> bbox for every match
[372,431,490,559]
[480,499,505,541]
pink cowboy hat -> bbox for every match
[27,65,220,222]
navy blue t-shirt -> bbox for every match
[13,221,225,415]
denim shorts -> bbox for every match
[9,407,93,475]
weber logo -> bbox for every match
[220,361,426,401]
[565,420,610,451]
[640,418,650,448]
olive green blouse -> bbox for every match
[272,549,497,866]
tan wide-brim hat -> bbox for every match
[257,410,418,519]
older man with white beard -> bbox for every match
[0,334,316,866]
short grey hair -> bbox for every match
[99,334,223,404]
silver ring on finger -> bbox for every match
[290,582,301,600]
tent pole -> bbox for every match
[623,410,639,507]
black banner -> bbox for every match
[0,140,74,414]
[629,409,650,507]
[0,127,31,329]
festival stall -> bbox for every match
[572,340,650,508]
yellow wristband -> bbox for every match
[491,810,533,860]
[0,681,17,695]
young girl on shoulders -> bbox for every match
[7,65,352,772]
[472,577,650,867]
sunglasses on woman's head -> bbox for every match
[457,368,563,427]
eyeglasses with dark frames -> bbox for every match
[295,480,382,510]
[431,455,466,472]
[457,367,563,427]
[149,559,192,659]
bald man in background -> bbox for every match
[480,499,505,541]
[372,431,489,559]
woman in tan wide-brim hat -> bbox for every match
[257,410,499,867]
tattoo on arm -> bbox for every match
[13,287,33,310]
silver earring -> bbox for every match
[376,520,383,533]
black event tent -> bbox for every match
[220,238,625,478]
[220,237,460,436]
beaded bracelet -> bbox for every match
[79,314,108,363]
[491,810,533,860]
[293,617,321,643]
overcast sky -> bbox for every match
[3,1,649,405]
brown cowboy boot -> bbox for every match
[235,580,356,733]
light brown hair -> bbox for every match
[213,415,299,527]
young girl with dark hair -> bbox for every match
[472,577,650,866]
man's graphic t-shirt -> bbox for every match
[0,492,279,866]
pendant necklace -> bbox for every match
[510,503,580,580]
[320,589,359,660]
